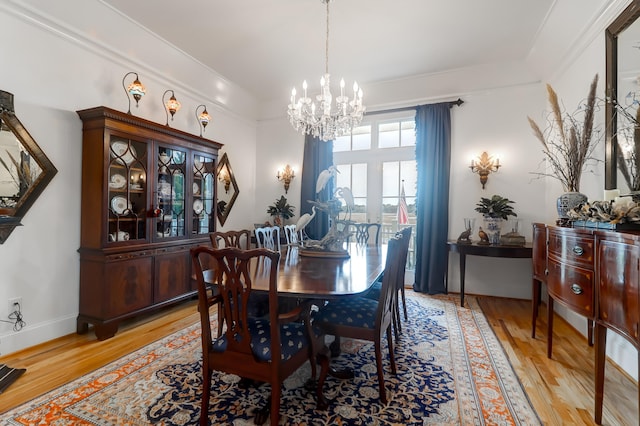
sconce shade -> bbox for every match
[195,104,211,137]
[162,90,181,126]
[122,72,146,114]
[276,164,296,194]
[469,151,501,189]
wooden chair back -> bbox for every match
[210,229,251,250]
[255,225,281,251]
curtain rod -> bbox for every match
[364,98,464,116]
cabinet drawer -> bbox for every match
[547,258,594,317]
[548,230,594,268]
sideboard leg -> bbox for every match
[531,278,541,338]
[594,323,607,425]
[546,296,554,359]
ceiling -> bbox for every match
[102,0,555,103]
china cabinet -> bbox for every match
[76,106,222,340]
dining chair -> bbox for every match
[209,229,251,250]
[191,246,328,425]
[351,222,382,245]
[208,229,261,336]
[283,224,299,245]
[255,225,281,251]
[365,227,412,337]
[313,235,403,404]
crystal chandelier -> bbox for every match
[287,0,365,142]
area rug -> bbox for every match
[1,293,540,425]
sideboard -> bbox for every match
[532,223,640,424]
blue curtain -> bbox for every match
[300,135,333,240]
[414,103,451,294]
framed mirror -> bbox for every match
[0,91,58,243]
[216,153,239,226]
[605,0,640,191]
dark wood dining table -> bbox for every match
[202,243,387,298]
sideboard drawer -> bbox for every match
[547,258,594,317]
[548,230,594,268]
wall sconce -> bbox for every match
[122,72,146,115]
[162,90,181,126]
[195,104,211,137]
[276,164,296,194]
[218,167,231,193]
[469,151,500,189]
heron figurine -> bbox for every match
[316,166,338,194]
[335,187,355,220]
[295,205,317,237]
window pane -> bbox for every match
[379,122,400,148]
[400,160,417,197]
[333,135,350,152]
[351,163,367,197]
[400,121,416,146]
[335,164,351,188]
[352,125,371,150]
[382,162,399,197]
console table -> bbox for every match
[447,241,533,307]
[532,223,640,424]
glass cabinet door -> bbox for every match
[108,136,148,243]
[192,153,216,235]
[156,146,186,239]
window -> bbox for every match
[333,112,417,265]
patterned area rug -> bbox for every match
[2,293,540,425]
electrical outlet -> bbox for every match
[8,297,22,314]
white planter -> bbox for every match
[483,217,503,245]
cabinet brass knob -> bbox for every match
[571,284,583,295]
[573,246,584,256]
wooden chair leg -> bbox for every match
[374,338,387,404]
[269,386,281,426]
[400,286,408,321]
[387,325,397,375]
[200,368,211,426]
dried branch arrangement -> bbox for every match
[527,74,600,192]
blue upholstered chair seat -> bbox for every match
[314,297,378,329]
[212,318,313,361]
[364,281,382,301]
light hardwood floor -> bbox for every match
[0,294,636,425]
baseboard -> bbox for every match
[0,314,77,356]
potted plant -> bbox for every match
[527,74,600,218]
[267,195,295,226]
[475,195,517,244]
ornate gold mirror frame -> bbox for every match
[216,153,239,226]
[0,91,58,243]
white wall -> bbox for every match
[0,0,260,355]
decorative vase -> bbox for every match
[483,217,503,245]
[556,191,587,219]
